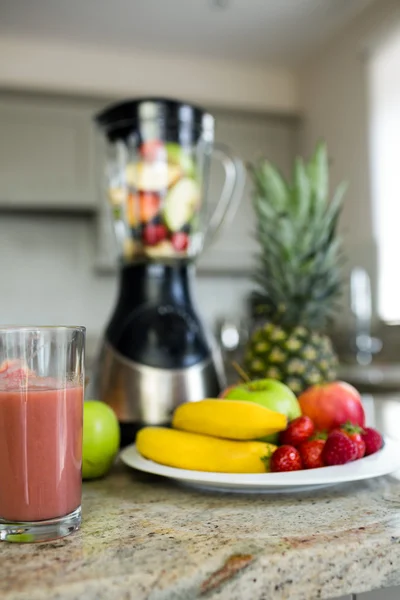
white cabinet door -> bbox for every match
[0,93,99,210]
[197,110,298,273]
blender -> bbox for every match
[93,98,245,445]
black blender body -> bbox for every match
[106,263,210,370]
[94,98,243,445]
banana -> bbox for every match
[172,399,287,440]
[136,427,276,473]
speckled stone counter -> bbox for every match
[2,465,400,600]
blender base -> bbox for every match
[95,341,225,446]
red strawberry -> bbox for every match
[337,422,366,459]
[361,427,383,456]
[322,430,358,466]
[142,224,167,246]
[299,439,326,469]
[279,416,315,447]
[270,445,303,472]
[171,232,189,252]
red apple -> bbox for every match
[298,381,365,432]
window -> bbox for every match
[369,24,400,323]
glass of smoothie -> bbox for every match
[0,326,85,543]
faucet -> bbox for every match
[350,267,382,365]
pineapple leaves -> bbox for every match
[252,161,289,213]
[327,180,348,231]
[308,142,329,209]
[248,140,347,330]
[293,157,310,224]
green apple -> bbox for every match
[224,379,301,443]
[82,401,120,480]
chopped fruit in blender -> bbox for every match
[125,162,181,192]
[139,192,161,223]
[142,224,168,246]
[139,140,166,162]
[131,226,143,240]
[108,187,126,206]
[163,178,200,232]
[144,240,177,258]
[171,232,189,252]
[166,142,196,177]
[123,238,142,260]
[181,223,192,234]
[127,193,140,227]
[112,206,123,220]
[149,214,163,226]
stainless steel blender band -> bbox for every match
[96,341,225,424]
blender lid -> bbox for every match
[95,97,214,140]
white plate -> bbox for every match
[120,437,400,494]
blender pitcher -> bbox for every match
[96,98,245,263]
[94,98,245,442]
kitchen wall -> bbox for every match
[299,0,400,329]
[0,34,299,115]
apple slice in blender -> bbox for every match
[166,143,196,178]
[163,178,200,232]
[126,162,181,192]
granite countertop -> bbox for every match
[2,466,400,600]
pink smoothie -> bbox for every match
[0,384,83,522]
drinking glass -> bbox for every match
[0,326,85,543]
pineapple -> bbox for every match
[244,142,347,395]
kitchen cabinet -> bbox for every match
[0,92,101,211]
